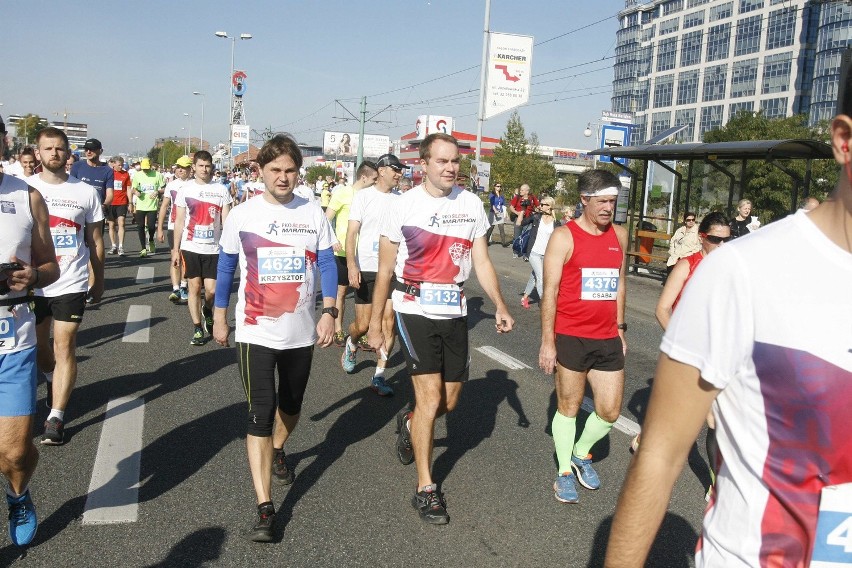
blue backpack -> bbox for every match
[512,223,533,258]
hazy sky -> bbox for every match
[2,0,625,155]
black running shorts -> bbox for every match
[395,312,469,382]
[33,292,86,325]
[182,250,218,280]
[556,334,624,373]
[335,255,349,287]
[354,271,392,305]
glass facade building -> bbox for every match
[612,0,852,143]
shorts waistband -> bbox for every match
[393,279,464,297]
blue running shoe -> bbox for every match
[179,287,189,302]
[570,454,601,490]
[341,337,357,373]
[371,376,394,397]
[553,473,579,503]
[7,490,37,546]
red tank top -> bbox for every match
[671,251,704,311]
[555,222,623,339]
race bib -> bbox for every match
[0,315,16,351]
[581,268,619,301]
[192,225,215,244]
[418,283,462,316]
[812,483,852,567]
[51,227,79,254]
[257,247,306,284]
[113,180,123,191]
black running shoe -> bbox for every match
[41,417,64,446]
[272,448,294,485]
[202,307,214,335]
[412,484,449,525]
[395,408,414,465]
[248,502,275,543]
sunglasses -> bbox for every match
[702,234,732,244]
[685,218,696,222]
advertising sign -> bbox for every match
[412,115,454,141]
[231,124,250,158]
[469,160,491,193]
[598,124,630,165]
[322,132,390,158]
[484,32,534,120]
[232,70,247,97]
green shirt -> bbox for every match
[327,184,355,257]
[131,170,166,211]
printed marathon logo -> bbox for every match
[46,198,85,211]
[1,201,16,214]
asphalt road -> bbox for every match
[1,241,710,567]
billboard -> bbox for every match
[413,115,455,141]
[484,32,534,120]
[322,132,390,158]
[231,124,250,158]
[469,160,491,193]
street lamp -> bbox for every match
[193,91,205,151]
[130,136,140,160]
[215,31,252,169]
[583,122,603,170]
[183,113,192,154]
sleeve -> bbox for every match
[380,195,404,243]
[473,196,489,238]
[510,195,519,210]
[175,187,187,208]
[316,247,338,299]
[349,190,364,223]
[87,187,105,223]
[316,206,336,250]
[131,172,139,190]
[222,185,233,206]
[218,209,241,254]
[214,252,239,308]
[660,246,755,389]
[327,190,343,214]
[106,168,115,189]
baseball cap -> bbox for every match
[175,155,193,168]
[375,154,409,171]
[140,158,152,170]
[83,138,103,151]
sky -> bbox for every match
[2,0,626,156]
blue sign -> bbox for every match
[598,124,631,165]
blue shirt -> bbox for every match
[70,161,114,204]
[489,194,505,213]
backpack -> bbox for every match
[512,223,533,258]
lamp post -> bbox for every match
[193,91,205,151]
[214,31,252,169]
[130,136,140,161]
[584,121,603,170]
[183,113,192,154]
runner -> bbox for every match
[107,156,131,256]
[342,153,407,396]
[131,158,166,257]
[538,169,627,504]
[212,134,337,542]
[157,155,192,303]
[367,133,514,524]
[0,113,59,546]
[172,151,232,346]
[28,127,105,446]
[241,169,264,203]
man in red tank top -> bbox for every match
[538,169,628,504]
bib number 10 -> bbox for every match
[0,316,15,351]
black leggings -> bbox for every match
[237,342,314,437]
[135,210,157,249]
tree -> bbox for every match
[148,140,192,170]
[305,164,334,185]
[12,114,48,149]
[489,111,556,196]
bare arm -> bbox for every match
[156,195,171,243]
[538,226,572,373]
[605,354,718,567]
[86,221,105,301]
[325,205,342,253]
[345,219,362,289]
[655,259,689,330]
[614,224,628,354]
[471,236,513,333]
[171,207,186,268]
[366,236,398,352]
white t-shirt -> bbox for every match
[348,186,398,273]
[28,174,104,297]
[531,218,555,256]
[294,184,316,203]
[219,194,336,350]
[244,181,264,199]
[164,178,186,231]
[662,211,852,568]
[0,174,36,352]
[4,161,25,178]
[381,184,489,319]
[176,180,232,255]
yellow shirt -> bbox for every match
[327,185,355,257]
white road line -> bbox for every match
[135,266,155,284]
[581,396,641,436]
[82,396,145,524]
[122,305,152,343]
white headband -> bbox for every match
[580,186,620,197]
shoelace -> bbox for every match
[423,490,444,511]
[9,501,28,525]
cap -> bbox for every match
[375,154,409,171]
[175,156,192,168]
[83,138,103,151]
[140,158,151,170]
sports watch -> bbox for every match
[321,307,339,319]
[617,323,627,331]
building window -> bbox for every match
[652,111,672,137]
[709,1,733,21]
[731,58,759,98]
[687,0,710,7]
[659,18,680,35]
[642,8,657,24]
[654,74,675,107]
[680,30,703,67]
[657,38,678,71]
[674,108,697,141]
[639,45,653,76]
[684,10,705,28]
[760,97,788,118]
[703,64,728,101]
[739,0,763,14]
[729,101,755,117]
[762,51,793,94]
[677,69,700,104]
[735,15,762,56]
[663,0,684,15]
[706,23,732,62]
[638,79,651,110]
[642,25,656,41]
[699,105,724,138]
[631,115,647,146]
[766,7,797,50]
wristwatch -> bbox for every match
[321,307,339,319]
[617,323,627,331]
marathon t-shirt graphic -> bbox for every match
[27,175,104,297]
[382,184,489,319]
[219,194,335,350]
[164,179,186,230]
[176,182,232,255]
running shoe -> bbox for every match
[118,247,125,257]
[553,473,579,503]
[109,245,118,255]
[138,249,147,258]
[521,297,530,309]
[179,287,189,302]
[190,328,205,346]
[570,454,601,490]
[357,335,374,352]
[41,417,64,446]
[371,375,393,397]
[333,330,346,347]
[202,310,214,336]
[272,448,294,485]
[411,484,449,525]
[6,490,37,546]
[395,408,414,465]
[341,338,357,373]
[169,290,180,304]
[248,502,275,543]
[148,241,156,255]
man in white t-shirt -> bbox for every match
[212,135,338,542]
[606,57,852,566]
[157,155,192,303]
[28,127,105,446]
[342,153,406,396]
[241,169,264,203]
[171,151,232,346]
[367,133,514,524]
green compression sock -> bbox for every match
[552,411,577,474]
[573,412,615,458]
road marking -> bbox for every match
[136,266,155,284]
[476,346,532,370]
[82,396,145,524]
[581,396,641,436]
[122,305,151,343]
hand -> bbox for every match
[213,317,231,347]
[539,341,557,374]
[157,230,164,243]
[332,242,342,253]
[619,329,627,356]
[171,249,181,268]
[4,257,35,292]
[494,308,514,334]
[367,324,385,352]
[315,313,335,347]
[348,266,361,290]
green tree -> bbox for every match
[148,140,192,169]
[305,164,334,185]
[12,114,48,149]
[489,111,556,196]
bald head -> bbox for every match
[800,197,820,211]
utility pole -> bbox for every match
[333,98,392,168]
[475,0,492,162]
